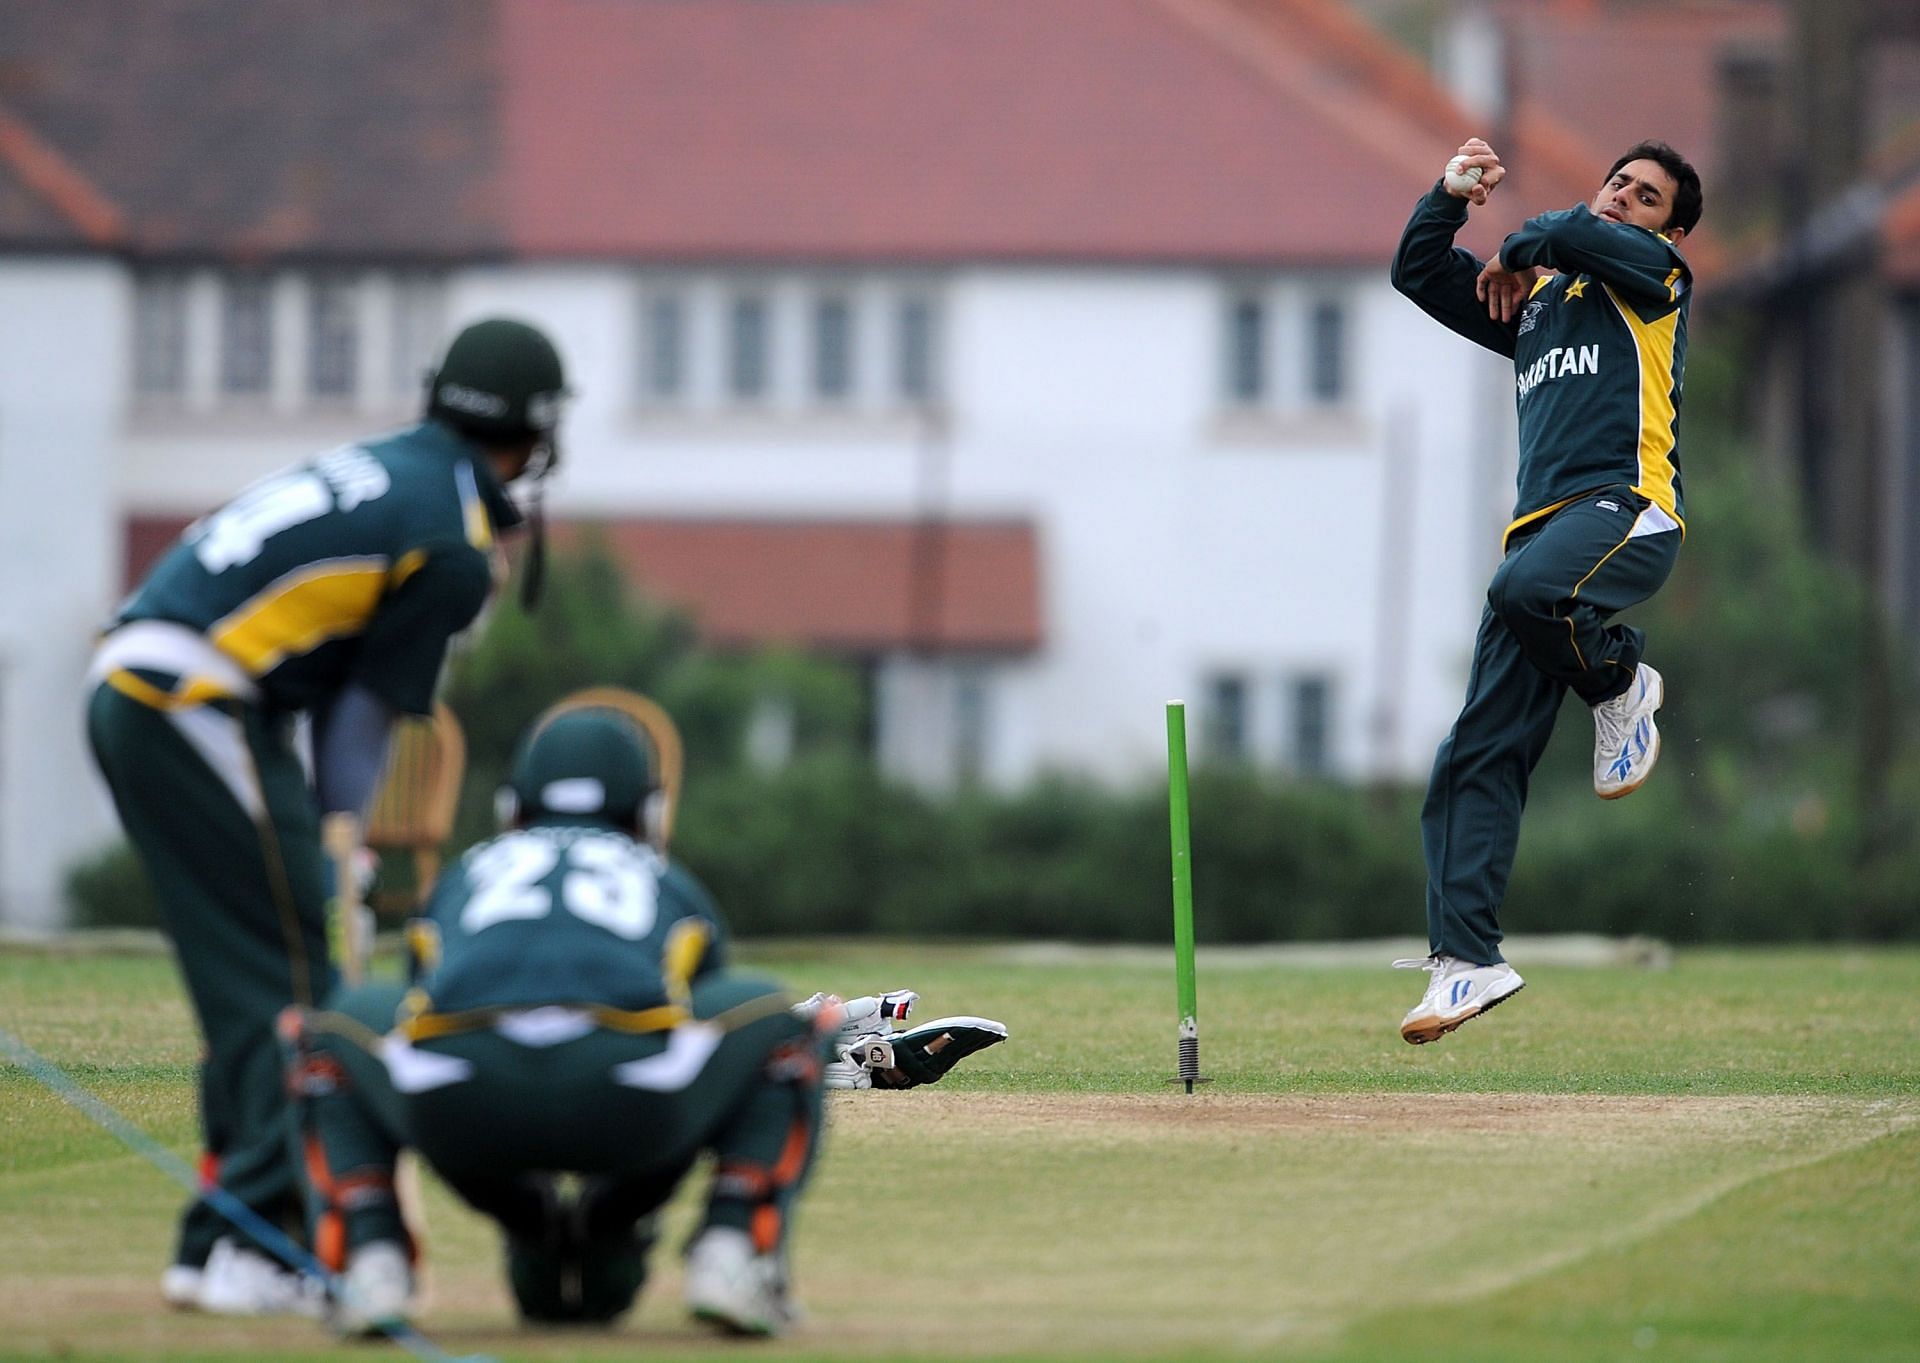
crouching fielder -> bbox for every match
[286,710,818,1337]
[286,708,1007,1339]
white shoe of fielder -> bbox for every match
[331,1240,414,1337]
[1592,663,1663,799]
[160,1263,203,1310]
[1394,954,1525,1045]
[194,1237,325,1318]
[685,1226,796,1337]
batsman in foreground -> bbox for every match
[286,710,1004,1337]
[1388,138,1701,1043]
[84,317,568,1311]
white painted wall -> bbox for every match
[433,261,1513,788]
[119,258,1517,787]
[929,266,1509,785]
[0,258,127,930]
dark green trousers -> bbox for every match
[295,972,823,1316]
[1423,487,1681,964]
[86,683,334,1267]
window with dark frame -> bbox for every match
[727,294,769,401]
[1203,673,1250,762]
[1226,295,1266,404]
[1291,674,1334,776]
[1308,298,1347,404]
[220,275,273,396]
[896,295,936,402]
[308,275,358,399]
[642,292,686,402]
[812,295,854,401]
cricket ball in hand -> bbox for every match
[1445,156,1484,195]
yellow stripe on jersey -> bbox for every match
[1603,285,1686,532]
[211,557,391,676]
[464,497,493,551]
[391,547,429,588]
[406,920,443,974]
[397,1000,690,1042]
[1503,493,1581,549]
[661,917,713,1003]
[457,460,494,551]
[103,667,239,712]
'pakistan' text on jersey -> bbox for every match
[1391,184,1690,545]
[416,822,730,1022]
[118,421,517,715]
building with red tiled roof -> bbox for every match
[1490,0,1788,187]
[0,0,1568,263]
[0,104,123,248]
[6,0,1565,928]
[582,519,1043,655]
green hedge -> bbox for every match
[64,841,161,930]
[65,756,1920,942]
[657,756,1920,946]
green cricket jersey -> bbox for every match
[118,421,517,715]
[410,820,729,1027]
[1391,183,1690,545]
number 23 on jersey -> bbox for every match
[459,829,661,940]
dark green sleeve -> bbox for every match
[351,544,493,716]
[416,850,476,982]
[1389,181,1518,359]
[1499,206,1690,314]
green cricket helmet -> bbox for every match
[426,317,568,606]
[498,710,664,842]
[425,317,568,453]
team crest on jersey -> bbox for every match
[1517,299,1548,337]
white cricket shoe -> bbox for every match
[195,1237,325,1318]
[1592,663,1663,799]
[331,1240,413,1336]
[684,1226,795,1337]
[160,1263,203,1310]
[1394,954,1525,1045]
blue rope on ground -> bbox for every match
[0,1023,497,1363]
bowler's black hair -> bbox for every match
[1607,141,1703,235]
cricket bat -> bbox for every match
[321,812,432,1299]
[321,812,369,986]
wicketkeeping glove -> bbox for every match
[859,1015,1009,1089]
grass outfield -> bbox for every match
[1,942,1916,1362]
